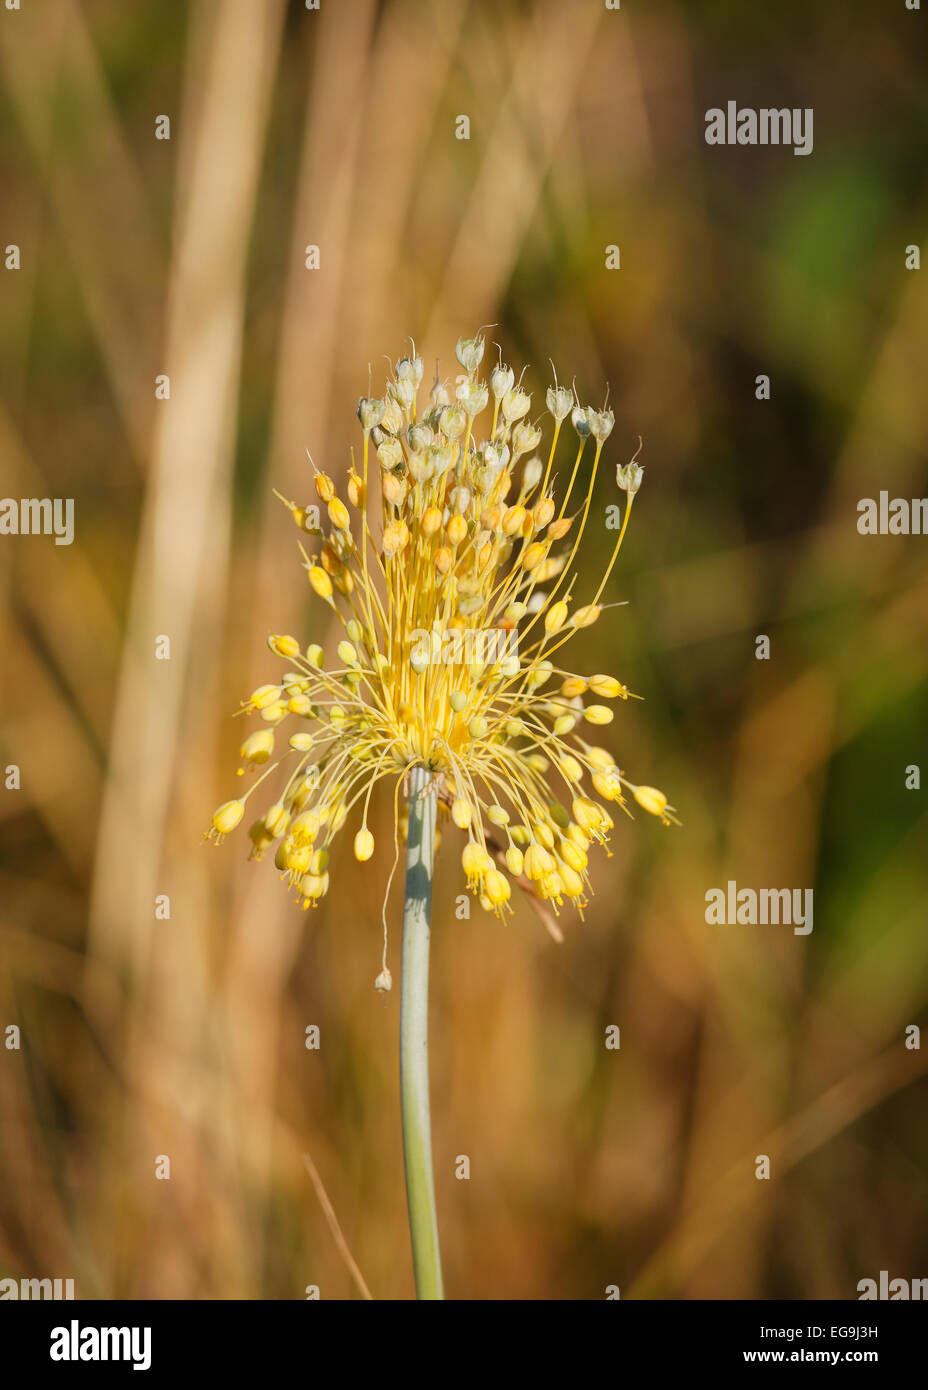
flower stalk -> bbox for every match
[400,766,444,1299]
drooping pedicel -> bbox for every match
[207,334,676,922]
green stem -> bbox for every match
[400,766,444,1299]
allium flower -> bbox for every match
[207,334,677,928]
[207,333,678,1300]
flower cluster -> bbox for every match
[207,334,676,925]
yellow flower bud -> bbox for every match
[587,747,615,772]
[290,809,321,842]
[521,541,547,571]
[572,797,604,833]
[383,519,410,557]
[259,699,289,725]
[588,674,621,698]
[451,798,472,829]
[559,864,584,898]
[505,846,524,876]
[308,566,333,601]
[337,640,358,667]
[328,497,350,531]
[583,704,614,725]
[572,604,601,628]
[544,601,568,634]
[533,497,555,528]
[268,634,301,659]
[265,803,290,837]
[382,472,407,507]
[211,799,244,837]
[288,732,314,751]
[347,469,365,508]
[247,683,282,711]
[248,820,273,858]
[560,840,587,872]
[566,823,590,850]
[592,769,623,801]
[483,869,511,907]
[560,677,587,698]
[446,514,468,546]
[523,843,554,880]
[462,841,492,881]
[633,785,668,817]
[422,506,443,536]
[354,827,375,861]
[314,472,335,503]
[502,504,526,536]
[300,872,329,902]
[530,558,559,584]
[540,870,564,902]
[486,805,509,826]
[290,776,316,812]
[533,820,556,849]
[282,841,312,875]
[239,729,275,765]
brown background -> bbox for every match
[1,0,927,1298]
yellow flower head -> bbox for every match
[207,335,677,918]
